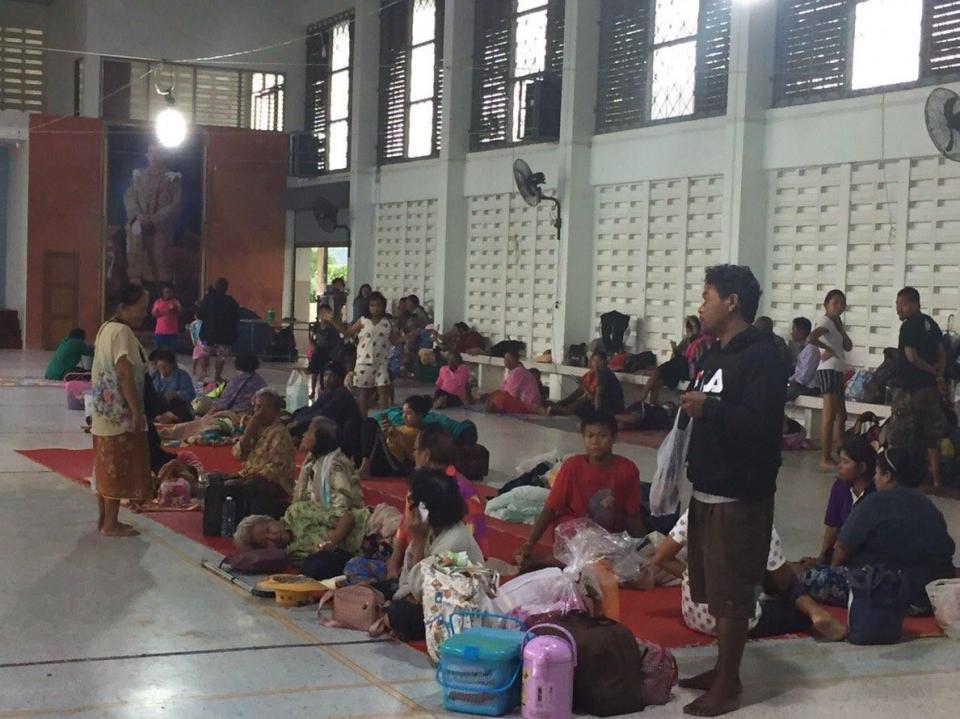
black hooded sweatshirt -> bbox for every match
[686,325,787,501]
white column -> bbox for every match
[347,0,380,290]
[432,0,474,329]
[282,210,296,317]
[553,0,600,355]
[722,0,778,278]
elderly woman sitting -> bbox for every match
[233,418,368,579]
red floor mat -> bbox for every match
[19,448,944,647]
[17,448,94,482]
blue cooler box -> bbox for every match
[437,626,524,716]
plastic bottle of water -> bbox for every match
[221,496,237,537]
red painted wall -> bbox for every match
[26,115,105,348]
[26,120,287,348]
[204,129,287,318]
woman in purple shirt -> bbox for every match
[214,352,267,414]
[803,435,876,566]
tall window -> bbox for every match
[850,0,922,91]
[596,0,730,133]
[306,14,353,173]
[775,0,957,106]
[0,25,44,111]
[251,72,284,131]
[472,0,564,149]
[651,0,699,120]
[379,0,444,163]
[408,0,439,157]
[101,58,285,130]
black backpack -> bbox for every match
[567,343,588,367]
[538,614,646,716]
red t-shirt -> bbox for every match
[544,454,642,532]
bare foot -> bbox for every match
[811,611,848,642]
[683,686,742,717]
[679,670,741,693]
[100,525,140,537]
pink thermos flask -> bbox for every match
[521,624,577,719]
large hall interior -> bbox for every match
[2,0,960,717]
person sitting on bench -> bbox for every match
[549,350,624,418]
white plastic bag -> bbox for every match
[926,578,960,639]
[515,449,567,475]
[649,411,690,516]
[285,370,310,412]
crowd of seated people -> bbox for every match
[87,278,957,656]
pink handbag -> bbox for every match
[638,640,678,705]
[317,584,385,632]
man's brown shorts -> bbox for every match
[687,495,774,620]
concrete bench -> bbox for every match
[464,355,892,437]
[462,354,651,403]
[787,394,891,439]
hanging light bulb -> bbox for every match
[154,62,187,148]
[156,104,187,148]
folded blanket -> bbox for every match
[485,486,550,524]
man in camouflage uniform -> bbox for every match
[123,143,182,285]
[888,287,947,487]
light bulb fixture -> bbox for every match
[156,106,187,148]
[154,61,186,148]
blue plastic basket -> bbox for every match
[436,612,525,717]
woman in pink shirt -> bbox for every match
[152,284,181,349]
[433,350,473,409]
[482,349,543,414]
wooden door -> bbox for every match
[42,252,80,350]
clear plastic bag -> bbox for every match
[491,567,588,624]
[553,518,650,584]
[649,411,690,515]
[551,519,657,619]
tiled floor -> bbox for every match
[1,349,959,718]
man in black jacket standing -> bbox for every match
[198,277,240,383]
[678,265,787,717]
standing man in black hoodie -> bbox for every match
[678,265,787,717]
[198,277,240,384]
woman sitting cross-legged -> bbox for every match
[381,469,484,641]
[358,394,433,479]
[479,349,543,414]
[652,509,848,641]
[796,445,956,613]
[149,348,196,423]
[799,436,876,568]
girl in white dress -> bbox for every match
[322,291,397,417]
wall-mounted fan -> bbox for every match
[512,159,562,322]
[512,158,561,234]
[312,196,351,243]
[925,87,960,162]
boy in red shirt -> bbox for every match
[515,410,647,564]
[152,283,181,349]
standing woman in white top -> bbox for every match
[808,289,853,471]
[91,283,152,536]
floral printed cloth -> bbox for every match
[91,321,147,437]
